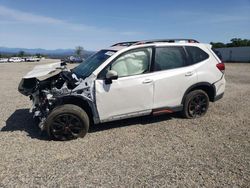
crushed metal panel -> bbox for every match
[23,62,63,79]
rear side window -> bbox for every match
[185,46,209,64]
[154,46,187,71]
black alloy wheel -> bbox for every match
[183,90,209,119]
[50,113,84,140]
[188,93,209,117]
[46,104,89,141]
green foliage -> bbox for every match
[228,38,250,47]
[36,53,42,58]
[210,42,226,48]
[75,46,84,57]
[18,50,25,57]
[211,38,250,48]
[0,53,11,58]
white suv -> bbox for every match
[18,39,225,140]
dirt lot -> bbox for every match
[0,60,249,187]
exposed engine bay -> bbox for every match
[18,62,94,130]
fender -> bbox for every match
[55,95,100,124]
[181,82,216,104]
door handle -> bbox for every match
[142,79,153,84]
[185,71,194,76]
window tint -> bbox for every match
[154,47,187,71]
[186,46,209,64]
[99,48,152,78]
[212,48,223,60]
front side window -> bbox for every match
[154,46,187,71]
[99,48,152,78]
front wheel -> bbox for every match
[182,90,209,119]
[45,104,89,141]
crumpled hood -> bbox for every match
[23,62,64,79]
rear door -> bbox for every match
[151,46,198,109]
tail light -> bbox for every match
[216,63,225,73]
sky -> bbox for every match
[0,0,249,50]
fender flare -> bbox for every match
[55,95,100,124]
[181,82,216,104]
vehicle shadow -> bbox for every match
[2,108,180,140]
[1,109,49,140]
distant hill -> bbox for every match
[0,47,95,58]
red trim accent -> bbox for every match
[152,109,173,115]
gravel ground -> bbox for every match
[0,61,249,187]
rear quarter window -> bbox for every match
[185,46,209,65]
[212,48,223,61]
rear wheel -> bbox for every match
[45,104,89,141]
[182,90,209,119]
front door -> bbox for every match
[95,47,154,121]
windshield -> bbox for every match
[72,50,116,78]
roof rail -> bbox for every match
[132,39,199,45]
[111,39,199,47]
[111,41,139,47]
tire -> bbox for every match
[45,104,89,141]
[182,90,209,119]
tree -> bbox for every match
[210,42,226,48]
[211,38,250,48]
[36,53,42,58]
[75,46,84,57]
[228,38,249,47]
[18,50,25,57]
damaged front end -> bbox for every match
[18,62,93,131]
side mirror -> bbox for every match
[105,70,118,84]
